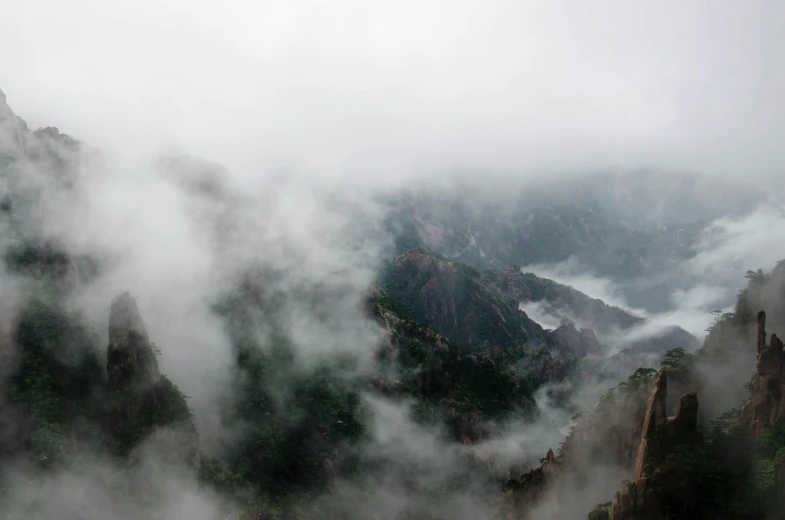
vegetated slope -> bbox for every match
[382,171,762,279]
[0,88,725,520]
[0,89,577,519]
[504,258,785,520]
[383,175,766,313]
[382,247,697,359]
[480,265,698,356]
[2,90,580,518]
[380,248,548,351]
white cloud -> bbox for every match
[1,1,785,180]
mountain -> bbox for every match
[383,174,768,313]
[1,88,777,520]
[504,258,785,520]
[384,173,762,277]
[382,247,697,360]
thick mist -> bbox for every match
[2,2,785,519]
[2,1,785,179]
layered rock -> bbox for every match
[107,292,200,473]
[741,310,785,438]
[610,372,700,520]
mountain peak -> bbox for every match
[109,291,149,343]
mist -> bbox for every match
[2,1,785,180]
[2,1,785,519]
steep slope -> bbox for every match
[383,248,697,361]
[381,248,548,351]
[369,283,572,443]
[503,258,785,520]
[4,88,768,520]
[383,172,761,281]
[481,266,698,356]
[106,292,200,470]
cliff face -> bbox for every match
[381,248,690,361]
[547,324,602,358]
[382,248,546,351]
[742,310,785,438]
[610,372,700,520]
[106,292,200,473]
[480,267,641,335]
[505,369,657,519]
[481,266,698,357]
[370,283,569,445]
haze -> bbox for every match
[1,0,784,181]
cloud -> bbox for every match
[683,203,785,298]
[2,2,785,517]
[0,96,396,518]
[0,437,230,520]
[2,1,785,180]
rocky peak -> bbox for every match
[611,370,700,520]
[0,90,26,160]
[743,309,785,438]
[757,310,768,356]
[547,323,602,358]
[105,292,199,473]
[545,448,555,464]
[634,370,668,480]
[110,292,150,343]
[107,292,159,393]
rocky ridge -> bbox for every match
[610,371,700,519]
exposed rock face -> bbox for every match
[369,284,564,446]
[481,266,698,357]
[107,293,160,395]
[106,292,200,473]
[742,310,785,438]
[481,267,641,335]
[548,323,602,358]
[505,374,654,519]
[383,248,546,350]
[633,371,668,481]
[610,371,700,520]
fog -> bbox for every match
[525,204,785,341]
[2,1,785,180]
[1,2,784,520]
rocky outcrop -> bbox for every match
[741,310,785,438]
[548,323,602,358]
[481,267,641,335]
[370,283,569,445]
[610,372,700,520]
[107,292,200,473]
[505,370,656,519]
[382,248,546,350]
[632,371,668,481]
[481,266,698,357]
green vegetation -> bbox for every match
[587,503,610,520]
[9,297,105,468]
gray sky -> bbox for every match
[2,1,784,181]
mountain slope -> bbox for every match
[505,258,785,520]
[383,248,697,360]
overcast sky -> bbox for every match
[1,0,784,181]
